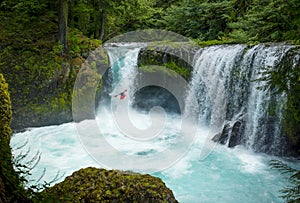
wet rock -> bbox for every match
[212,115,244,148]
[45,167,178,203]
[228,120,244,148]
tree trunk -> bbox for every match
[58,0,68,53]
[93,0,106,40]
[69,0,75,28]
[94,10,101,39]
[99,10,106,41]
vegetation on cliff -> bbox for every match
[0,2,101,130]
[138,46,194,80]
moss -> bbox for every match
[164,61,190,80]
[0,74,30,202]
[44,167,178,203]
[0,73,12,202]
[139,65,181,81]
[138,46,193,81]
[0,74,12,141]
[0,10,102,130]
[196,39,234,47]
[72,64,102,121]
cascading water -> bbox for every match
[242,44,293,154]
[189,44,296,155]
[186,44,246,131]
[11,43,300,203]
[105,43,146,100]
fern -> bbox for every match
[12,141,64,202]
[270,160,300,202]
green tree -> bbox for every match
[230,0,300,43]
[233,0,252,17]
[93,0,107,40]
[163,0,234,40]
[59,0,69,52]
[68,0,157,41]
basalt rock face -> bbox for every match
[228,120,244,148]
[45,167,179,203]
[212,115,245,148]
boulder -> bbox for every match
[212,115,244,148]
[45,167,178,203]
[212,123,230,144]
[228,120,244,148]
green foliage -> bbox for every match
[163,0,234,40]
[161,0,299,43]
[0,0,48,16]
[45,167,178,203]
[0,4,102,129]
[164,61,190,80]
[229,0,300,43]
[270,160,300,202]
[69,0,158,40]
[0,74,61,202]
[138,47,193,80]
[196,38,235,47]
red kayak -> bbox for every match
[114,89,127,100]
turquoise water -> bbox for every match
[155,145,289,203]
[11,108,296,203]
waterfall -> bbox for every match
[189,43,296,155]
[103,43,298,155]
[104,43,146,100]
[10,43,300,203]
[242,44,293,154]
[187,45,246,132]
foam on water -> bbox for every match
[11,115,296,202]
[11,123,100,183]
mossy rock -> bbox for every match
[0,73,30,202]
[0,73,12,202]
[0,10,102,131]
[137,45,196,81]
[0,74,12,141]
[45,167,178,203]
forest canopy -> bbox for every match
[1,0,299,45]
